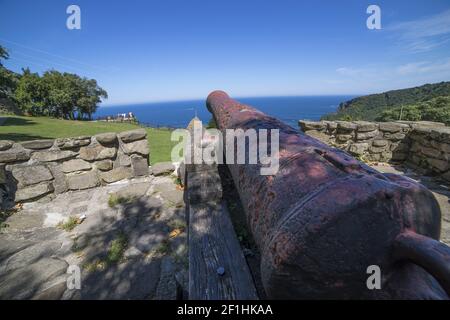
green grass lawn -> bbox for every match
[0,115,176,165]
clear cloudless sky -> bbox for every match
[1,0,450,105]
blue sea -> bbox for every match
[95,96,354,129]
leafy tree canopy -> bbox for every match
[377,96,450,125]
[1,43,107,119]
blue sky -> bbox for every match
[1,0,450,105]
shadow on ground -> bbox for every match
[67,196,187,300]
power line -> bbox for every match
[0,38,118,73]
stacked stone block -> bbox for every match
[407,125,450,179]
[299,120,450,183]
[0,129,150,204]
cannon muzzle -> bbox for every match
[206,90,450,299]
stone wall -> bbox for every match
[0,129,150,205]
[299,120,450,183]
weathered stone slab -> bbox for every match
[325,121,338,131]
[336,121,357,131]
[61,159,92,173]
[428,158,449,172]
[20,139,54,150]
[118,129,147,142]
[12,165,53,187]
[0,147,30,163]
[161,190,184,207]
[421,147,442,159]
[67,171,100,190]
[95,159,113,171]
[153,181,177,194]
[152,162,175,176]
[369,145,388,154]
[15,183,54,202]
[414,121,445,127]
[131,155,149,177]
[348,143,369,156]
[112,182,151,199]
[55,137,91,149]
[354,121,378,132]
[79,144,117,161]
[430,127,450,143]
[410,125,433,134]
[384,132,406,141]
[32,278,68,300]
[31,150,77,162]
[336,134,353,143]
[0,241,63,274]
[48,164,68,194]
[99,167,133,183]
[95,132,117,145]
[121,139,149,156]
[0,140,14,151]
[372,139,388,147]
[356,130,379,140]
[0,258,68,299]
[115,151,131,167]
[379,122,408,133]
[299,121,326,132]
[380,151,393,161]
[436,142,450,154]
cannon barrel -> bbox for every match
[206,90,450,299]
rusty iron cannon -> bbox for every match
[206,90,450,299]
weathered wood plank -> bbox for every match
[186,168,222,204]
[189,201,259,300]
[184,117,258,300]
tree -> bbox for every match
[76,78,108,120]
[0,45,9,67]
[14,68,48,115]
[0,45,18,99]
[4,45,108,119]
[40,71,108,119]
[0,68,18,99]
[377,96,450,125]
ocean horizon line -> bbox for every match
[99,94,362,108]
[95,95,356,128]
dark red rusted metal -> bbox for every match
[206,90,450,299]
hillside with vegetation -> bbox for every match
[321,81,450,124]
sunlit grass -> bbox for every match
[0,115,177,164]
